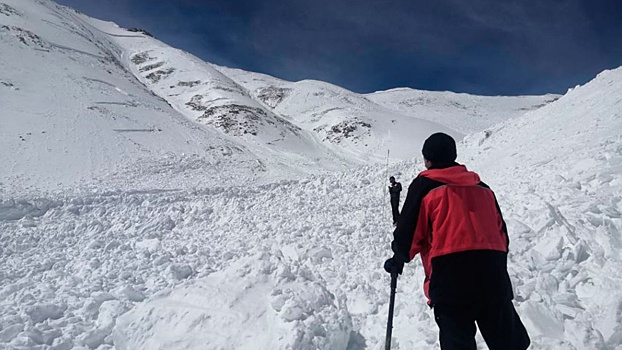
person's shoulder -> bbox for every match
[408,174,427,187]
[409,173,446,190]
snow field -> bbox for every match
[0,168,401,349]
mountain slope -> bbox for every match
[0,0,350,196]
[454,67,622,348]
[215,66,463,160]
[366,88,560,134]
[1,0,559,196]
[80,17,396,162]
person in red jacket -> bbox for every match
[384,132,530,350]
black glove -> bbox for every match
[384,257,404,275]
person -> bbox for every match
[389,176,402,225]
[384,132,530,350]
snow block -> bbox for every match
[0,323,24,342]
[168,264,193,280]
[520,301,564,339]
[26,304,66,324]
[533,234,564,261]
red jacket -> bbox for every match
[392,164,511,304]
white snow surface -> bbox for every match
[2,1,622,350]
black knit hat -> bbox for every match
[422,132,457,164]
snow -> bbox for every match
[1,0,622,349]
[113,254,351,350]
[366,88,560,134]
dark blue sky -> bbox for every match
[55,0,622,95]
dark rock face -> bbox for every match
[178,80,201,88]
[1,25,48,49]
[127,28,154,37]
[185,95,209,111]
[0,3,20,16]
[318,120,372,143]
[198,104,268,136]
[139,62,165,73]
[131,52,154,65]
[256,86,291,108]
[145,68,175,83]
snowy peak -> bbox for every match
[0,0,571,192]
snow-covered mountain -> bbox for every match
[0,0,557,196]
[0,0,274,197]
[87,18,461,164]
[215,66,558,160]
[2,1,622,350]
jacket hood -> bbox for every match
[420,164,480,186]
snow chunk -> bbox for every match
[135,238,161,253]
[168,263,193,280]
[0,323,23,342]
[533,234,564,261]
[78,327,111,349]
[87,239,105,249]
[304,246,333,264]
[97,300,128,329]
[114,286,145,302]
[520,301,564,339]
[26,304,66,323]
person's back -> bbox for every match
[385,132,530,350]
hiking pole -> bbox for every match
[385,270,398,350]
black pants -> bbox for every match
[390,198,400,224]
[433,300,530,350]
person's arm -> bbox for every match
[391,176,429,263]
[478,182,509,249]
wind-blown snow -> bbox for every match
[1,0,622,349]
